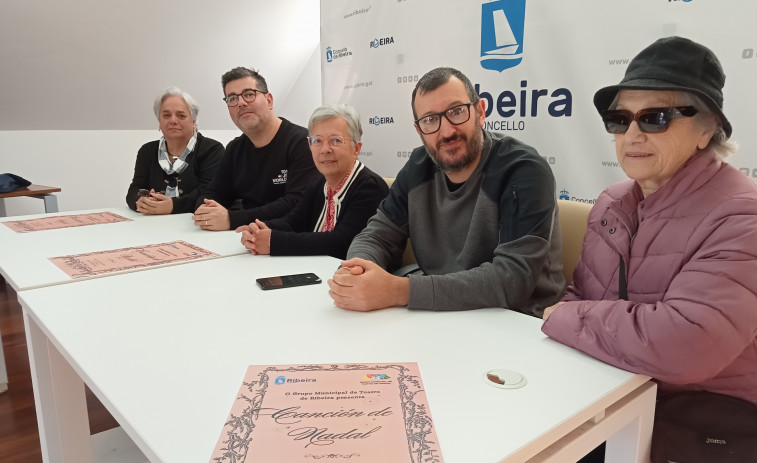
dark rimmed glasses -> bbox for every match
[414,103,474,135]
[223,88,267,107]
[600,106,698,134]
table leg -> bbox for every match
[604,381,657,463]
[43,194,59,213]
[0,198,7,217]
[0,337,7,393]
[24,311,93,463]
[528,381,657,463]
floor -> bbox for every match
[0,278,117,462]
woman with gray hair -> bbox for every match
[126,86,224,214]
[541,36,757,462]
[236,103,389,259]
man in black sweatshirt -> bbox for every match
[193,67,318,230]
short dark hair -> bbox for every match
[411,67,479,119]
[221,67,269,94]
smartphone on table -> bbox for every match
[256,273,322,290]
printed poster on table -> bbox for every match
[3,211,131,233]
[49,240,217,278]
[210,363,444,463]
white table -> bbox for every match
[0,207,247,292]
[20,254,656,463]
[0,207,246,395]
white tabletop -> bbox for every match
[0,208,247,291]
[19,254,650,463]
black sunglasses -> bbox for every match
[600,106,698,134]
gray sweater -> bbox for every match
[347,130,565,316]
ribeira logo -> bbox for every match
[370,36,395,48]
[325,45,352,63]
[559,189,596,204]
[369,116,394,126]
[480,0,526,72]
[275,376,317,384]
[363,374,390,381]
[475,80,573,126]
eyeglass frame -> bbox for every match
[222,88,268,107]
[413,102,475,135]
[600,106,698,134]
[306,135,354,149]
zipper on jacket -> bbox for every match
[511,184,518,215]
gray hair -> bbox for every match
[308,103,363,143]
[607,90,737,160]
[153,86,199,122]
[677,92,737,160]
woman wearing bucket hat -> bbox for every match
[541,36,757,462]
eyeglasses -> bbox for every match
[414,103,474,135]
[222,88,267,107]
[306,135,351,149]
[600,106,698,134]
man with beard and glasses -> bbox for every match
[192,67,318,230]
[328,67,565,315]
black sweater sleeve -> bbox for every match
[265,178,321,233]
[227,134,318,228]
[268,171,389,259]
[126,141,158,211]
[195,137,240,211]
[170,136,224,213]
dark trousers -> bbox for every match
[577,443,606,463]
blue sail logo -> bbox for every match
[480,0,526,72]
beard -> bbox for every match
[424,126,484,173]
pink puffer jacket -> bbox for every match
[542,152,757,405]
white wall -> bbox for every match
[0,0,322,216]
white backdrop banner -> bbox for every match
[320,0,757,203]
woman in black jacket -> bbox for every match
[237,104,388,259]
[126,87,223,214]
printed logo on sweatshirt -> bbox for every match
[272,170,288,185]
[480,0,526,72]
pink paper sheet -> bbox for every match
[210,363,444,463]
[3,212,130,233]
[49,240,218,278]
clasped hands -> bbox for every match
[236,219,272,255]
[193,199,230,231]
[136,189,173,215]
[327,258,409,312]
